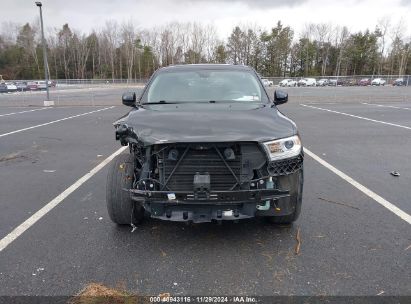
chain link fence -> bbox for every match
[263,75,411,87]
[0,79,147,107]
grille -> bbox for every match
[162,145,241,191]
[267,154,303,176]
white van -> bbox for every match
[298,78,316,87]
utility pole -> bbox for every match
[35,2,51,102]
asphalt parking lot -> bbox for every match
[0,87,410,297]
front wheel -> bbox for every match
[106,153,144,225]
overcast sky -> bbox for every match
[1,0,411,38]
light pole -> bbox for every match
[35,1,50,101]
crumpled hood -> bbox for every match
[114,103,297,145]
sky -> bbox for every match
[1,0,411,39]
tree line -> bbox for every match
[0,19,410,81]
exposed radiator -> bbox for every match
[160,144,242,191]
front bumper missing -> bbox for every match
[128,188,290,223]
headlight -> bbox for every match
[262,135,302,161]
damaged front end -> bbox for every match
[115,124,303,223]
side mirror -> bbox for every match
[274,90,288,105]
[122,92,136,107]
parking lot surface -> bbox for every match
[0,87,410,297]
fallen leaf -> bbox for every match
[295,227,301,255]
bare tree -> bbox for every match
[398,36,410,75]
[58,23,73,79]
[388,20,406,75]
[315,23,333,76]
[301,23,315,75]
[376,17,391,74]
[121,21,137,82]
[334,26,350,76]
[103,20,119,81]
[17,23,41,78]
[72,31,90,78]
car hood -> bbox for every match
[114,103,297,145]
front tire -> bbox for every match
[106,153,144,225]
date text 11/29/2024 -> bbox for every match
[149,296,257,303]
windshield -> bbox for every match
[142,69,268,104]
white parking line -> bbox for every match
[0,106,115,138]
[0,146,128,253]
[361,102,411,111]
[301,104,411,130]
[0,107,49,117]
[305,148,411,225]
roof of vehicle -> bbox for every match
[158,64,254,72]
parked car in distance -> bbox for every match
[279,79,297,87]
[316,79,329,86]
[393,78,405,86]
[15,81,28,91]
[298,78,316,87]
[37,81,47,90]
[358,78,371,86]
[343,78,357,86]
[6,82,17,93]
[328,79,344,86]
[0,83,7,93]
[261,78,273,87]
[48,80,57,87]
[27,81,38,91]
[371,78,386,86]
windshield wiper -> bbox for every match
[208,100,258,103]
[146,101,183,104]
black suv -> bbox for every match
[107,64,303,225]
